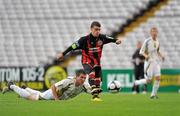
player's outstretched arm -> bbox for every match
[83,83,92,94]
[51,85,59,100]
[57,37,84,61]
[56,53,64,61]
[104,35,122,45]
[56,42,79,61]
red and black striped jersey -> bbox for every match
[63,33,116,66]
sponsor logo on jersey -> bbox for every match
[97,40,103,46]
[88,47,101,53]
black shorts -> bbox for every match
[82,63,102,78]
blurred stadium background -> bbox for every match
[0,0,180,92]
[1,0,180,116]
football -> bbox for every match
[108,80,121,93]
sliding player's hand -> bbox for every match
[115,39,122,45]
[158,52,165,62]
[161,56,165,62]
[145,55,149,61]
[56,53,64,61]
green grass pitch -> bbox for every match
[0,92,180,116]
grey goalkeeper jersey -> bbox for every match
[54,78,91,100]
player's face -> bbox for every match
[150,29,158,39]
[91,26,101,37]
[136,41,142,49]
[75,74,86,86]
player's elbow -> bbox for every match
[139,51,143,56]
[51,85,56,91]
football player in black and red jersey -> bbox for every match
[57,21,122,101]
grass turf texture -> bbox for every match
[0,92,180,116]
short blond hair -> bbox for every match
[150,27,158,32]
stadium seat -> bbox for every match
[0,0,179,69]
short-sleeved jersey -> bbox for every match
[140,37,160,63]
[54,78,91,100]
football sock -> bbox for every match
[151,80,160,96]
[135,79,147,85]
[25,88,41,94]
[10,85,30,98]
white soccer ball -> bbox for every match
[109,82,116,90]
[114,80,121,88]
[108,80,121,93]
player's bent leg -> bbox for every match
[25,87,41,95]
[134,79,148,85]
[89,74,102,100]
[134,71,151,86]
[21,84,41,95]
[27,94,40,100]
[39,89,54,100]
[89,66,103,101]
[24,89,53,100]
[146,79,152,83]
[90,78,102,94]
[83,64,102,101]
[26,90,54,101]
[89,72,101,95]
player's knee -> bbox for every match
[27,94,39,101]
[147,79,152,83]
[94,78,101,86]
[89,72,95,79]
[155,76,160,81]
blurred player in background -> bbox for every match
[3,70,91,100]
[134,27,164,99]
[132,41,147,94]
[57,21,122,101]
